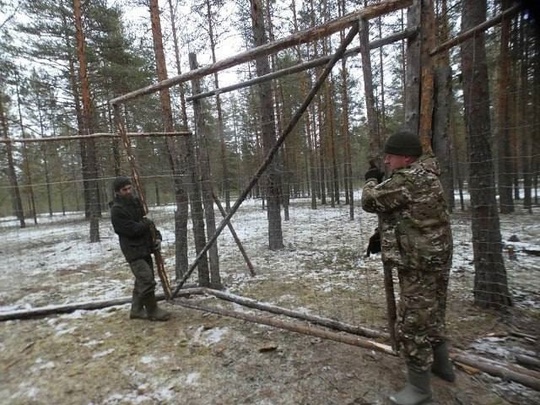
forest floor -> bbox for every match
[1,200,539,405]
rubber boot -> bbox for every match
[143,291,171,322]
[432,342,455,382]
[129,292,147,320]
[389,365,432,405]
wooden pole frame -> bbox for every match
[0,132,191,144]
[109,0,413,106]
[172,21,362,297]
[187,29,416,103]
[429,3,522,56]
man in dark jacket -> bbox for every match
[110,176,170,321]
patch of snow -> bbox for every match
[31,358,55,371]
[186,372,200,385]
[92,348,115,359]
[140,355,156,365]
[202,326,229,345]
[54,323,77,336]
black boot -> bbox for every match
[389,365,432,405]
[129,291,147,320]
[143,291,171,322]
[432,342,455,382]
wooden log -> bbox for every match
[212,193,255,277]
[0,288,203,322]
[515,354,540,371]
[452,351,540,391]
[202,288,388,339]
[0,132,191,144]
[173,298,396,356]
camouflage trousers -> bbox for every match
[129,255,157,299]
[395,264,450,371]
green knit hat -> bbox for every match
[113,176,132,192]
[383,131,422,157]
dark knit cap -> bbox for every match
[383,131,422,157]
[113,176,132,192]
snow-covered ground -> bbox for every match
[2,195,539,311]
[1,195,539,404]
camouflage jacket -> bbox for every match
[361,154,453,270]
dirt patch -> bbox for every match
[1,270,538,405]
[0,302,516,405]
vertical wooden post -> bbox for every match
[359,19,381,164]
[359,18,397,350]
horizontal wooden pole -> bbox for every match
[0,131,191,144]
[430,4,521,56]
[202,288,388,339]
[0,287,203,322]
[109,0,413,105]
[173,298,396,355]
[188,28,416,102]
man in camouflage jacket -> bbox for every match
[361,131,455,405]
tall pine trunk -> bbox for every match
[149,0,201,281]
[250,0,283,250]
[165,0,190,279]
[460,0,511,309]
[0,95,25,228]
[74,0,100,242]
[496,0,514,213]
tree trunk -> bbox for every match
[432,66,453,205]
[73,0,100,243]
[150,0,192,280]
[518,14,533,214]
[496,0,515,214]
[204,0,231,212]
[404,0,421,133]
[433,0,454,209]
[0,95,25,228]
[460,0,511,309]
[339,0,354,219]
[165,0,190,279]
[15,81,37,224]
[250,0,283,250]
[189,53,221,290]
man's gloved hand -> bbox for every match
[365,228,381,257]
[365,167,384,183]
[141,217,154,228]
[153,239,162,252]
